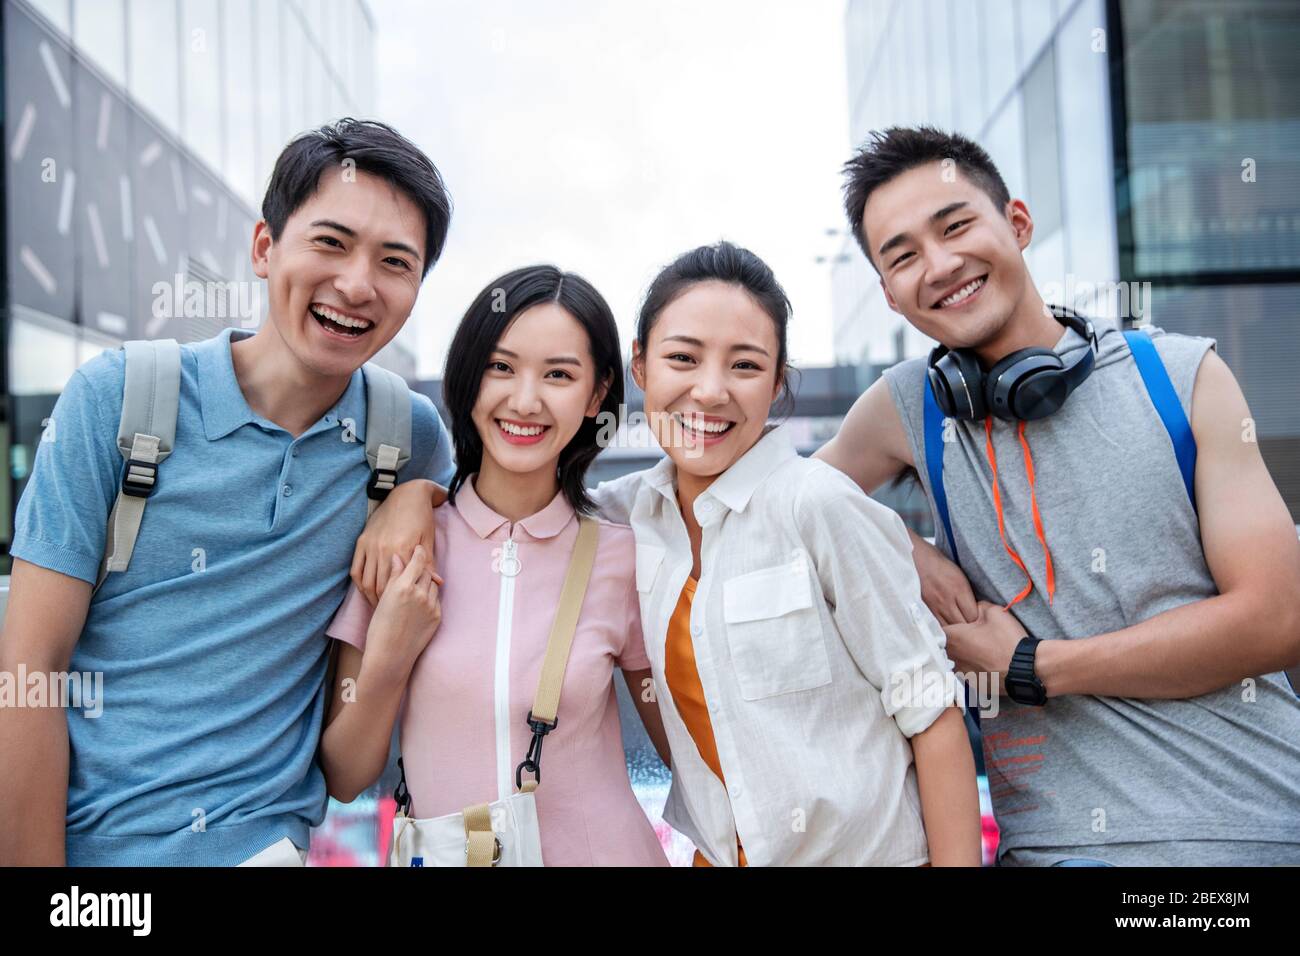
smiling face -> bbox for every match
[471,302,609,479]
[632,280,783,482]
[862,161,1035,353]
[251,167,426,380]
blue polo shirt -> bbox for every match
[11,326,455,866]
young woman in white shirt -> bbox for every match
[357,242,981,866]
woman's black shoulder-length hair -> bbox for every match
[442,265,624,516]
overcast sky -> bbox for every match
[369,0,851,379]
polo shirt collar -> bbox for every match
[195,326,367,441]
[455,473,576,540]
[645,422,795,515]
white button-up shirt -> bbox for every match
[592,424,958,865]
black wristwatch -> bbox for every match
[1005,635,1047,706]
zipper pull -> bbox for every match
[498,537,521,578]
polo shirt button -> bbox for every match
[708,698,720,715]
[699,502,712,514]
[291,449,299,458]
[691,624,702,638]
[282,485,293,497]
[729,783,742,799]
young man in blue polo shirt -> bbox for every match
[0,119,455,866]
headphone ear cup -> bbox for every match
[930,348,987,420]
[953,349,988,420]
[926,362,956,418]
[984,348,1060,420]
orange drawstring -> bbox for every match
[983,418,1055,608]
[1016,420,1056,603]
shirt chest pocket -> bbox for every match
[721,550,831,700]
[635,544,666,594]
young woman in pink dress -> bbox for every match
[318,266,670,866]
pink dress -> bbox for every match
[326,476,668,866]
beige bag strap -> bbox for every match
[516,515,599,795]
[461,515,599,865]
[463,803,499,867]
[531,515,600,727]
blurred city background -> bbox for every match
[1,0,1297,865]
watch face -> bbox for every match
[1007,677,1046,706]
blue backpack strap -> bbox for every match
[923,378,984,741]
[1123,330,1197,510]
[923,375,960,567]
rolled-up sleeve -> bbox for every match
[795,463,958,738]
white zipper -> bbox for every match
[493,533,520,803]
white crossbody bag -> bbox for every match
[388,516,599,867]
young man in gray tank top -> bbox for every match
[815,126,1300,866]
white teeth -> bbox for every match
[673,412,733,434]
[312,305,373,330]
[499,420,546,437]
[938,277,986,308]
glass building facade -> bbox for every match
[833,0,1300,524]
[0,0,419,569]
[1110,0,1300,522]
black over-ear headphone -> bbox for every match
[925,306,1099,422]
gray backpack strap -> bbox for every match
[97,339,182,592]
[362,363,413,517]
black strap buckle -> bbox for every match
[122,459,158,498]
[367,467,399,502]
[514,711,557,790]
[393,756,412,816]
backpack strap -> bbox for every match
[97,339,182,592]
[921,379,982,740]
[1123,330,1197,510]
[361,363,413,516]
[923,375,960,567]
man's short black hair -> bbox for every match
[841,125,1010,272]
[261,117,452,278]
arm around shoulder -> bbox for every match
[812,376,913,495]
[815,376,979,624]
[588,469,645,525]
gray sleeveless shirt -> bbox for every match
[883,323,1300,865]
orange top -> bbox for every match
[664,575,747,867]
